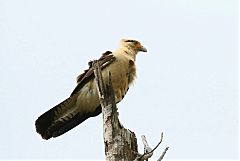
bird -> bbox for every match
[35,39,147,140]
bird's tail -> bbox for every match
[35,95,101,140]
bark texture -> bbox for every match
[93,60,138,161]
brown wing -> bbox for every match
[70,51,115,96]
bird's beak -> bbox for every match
[139,46,147,52]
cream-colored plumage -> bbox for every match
[35,39,147,139]
[76,51,134,113]
[76,39,146,112]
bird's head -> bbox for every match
[119,39,147,53]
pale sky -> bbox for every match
[0,0,238,160]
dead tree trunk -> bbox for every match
[92,60,169,161]
[93,60,138,160]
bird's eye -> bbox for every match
[125,40,136,43]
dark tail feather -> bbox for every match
[35,96,102,140]
[35,104,58,140]
[49,106,102,138]
[35,96,77,140]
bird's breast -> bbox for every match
[75,56,136,112]
[103,58,136,102]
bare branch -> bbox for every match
[157,147,169,161]
[134,133,164,161]
[139,135,153,160]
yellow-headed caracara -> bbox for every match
[35,39,147,140]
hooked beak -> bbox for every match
[139,46,147,52]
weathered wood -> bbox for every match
[93,60,138,161]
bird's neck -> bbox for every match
[117,47,137,61]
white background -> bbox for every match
[0,0,238,160]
